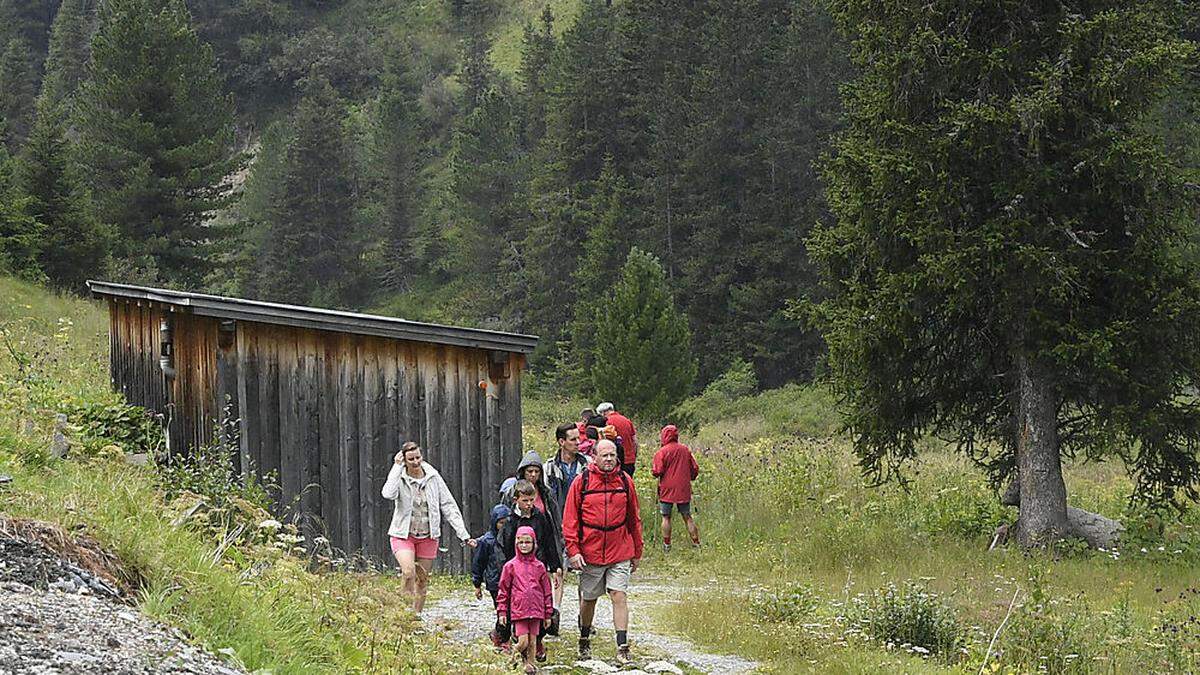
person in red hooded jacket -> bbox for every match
[496,525,554,674]
[651,425,700,552]
[561,439,643,664]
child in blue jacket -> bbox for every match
[472,503,512,650]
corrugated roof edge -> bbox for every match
[87,280,539,354]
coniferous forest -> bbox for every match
[0,0,1197,404]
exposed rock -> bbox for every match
[576,659,620,673]
[1066,506,1124,549]
[1000,474,1123,548]
[646,661,685,675]
[50,413,70,459]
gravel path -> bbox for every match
[422,575,757,674]
[0,581,244,675]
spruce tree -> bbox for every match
[518,6,555,149]
[258,77,361,307]
[564,159,632,385]
[37,0,98,118]
[812,0,1200,546]
[0,147,43,280]
[19,112,109,291]
[370,49,426,292]
[0,38,36,152]
[73,0,239,288]
[590,247,696,423]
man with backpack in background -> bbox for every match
[544,423,591,615]
[562,439,643,664]
[597,402,637,476]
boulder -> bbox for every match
[999,475,1123,549]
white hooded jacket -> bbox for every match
[381,460,471,541]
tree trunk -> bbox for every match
[1013,350,1069,547]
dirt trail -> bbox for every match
[421,574,757,674]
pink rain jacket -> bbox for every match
[495,526,554,621]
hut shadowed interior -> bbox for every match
[88,281,536,572]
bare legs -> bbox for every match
[662,513,700,547]
[553,568,564,607]
[578,589,628,631]
[393,548,435,613]
[516,633,533,671]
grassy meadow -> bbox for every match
[3,276,1200,673]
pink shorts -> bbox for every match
[512,618,542,637]
[390,536,439,559]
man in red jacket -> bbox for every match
[562,439,643,664]
[597,402,638,476]
[651,425,700,552]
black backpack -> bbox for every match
[575,467,632,544]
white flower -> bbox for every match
[911,645,930,655]
[258,519,283,530]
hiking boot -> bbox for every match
[662,542,671,553]
[616,643,631,664]
[499,639,512,655]
[489,629,504,652]
[536,640,547,662]
[523,664,537,675]
[578,637,591,659]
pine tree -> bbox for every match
[563,159,633,385]
[517,6,555,149]
[459,0,497,114]
[589,248,696,423]
[0,147,43,280]
[0,38,36,152]
[19,112,109,291]
[37,0,98,118]
[0,0,59,60]
[813,0,1200,545]
[370,48,426,292]
[258,78,362,307]
[73,0,239,288]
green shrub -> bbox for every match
[850,581,963,658]
[913,483,1009,540]
[60,395,165,458]
[999,603,1095,674]
[749,583,820,624]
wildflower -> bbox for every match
[258,519,283,530]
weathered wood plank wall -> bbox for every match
[107,301,526,573]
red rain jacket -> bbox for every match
[651,425,699,504]
[562,465,643,565]
[495,526,554,621]
[606,411,638,466]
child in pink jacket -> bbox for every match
[496,525,554,673]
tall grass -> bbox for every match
[636,388,1200,673]
[0,277,504,673]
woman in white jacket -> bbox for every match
[382,441,477,613]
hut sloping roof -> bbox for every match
[87,281,538,354]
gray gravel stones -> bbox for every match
[0,536,121,599]
[0,581,244,674]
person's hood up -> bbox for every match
[660,425,679,446]
[515,525,538,561]
[489,503,512,531]
[517,451,544,481]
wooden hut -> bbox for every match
[88,281,537,571]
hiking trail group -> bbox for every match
[383,402,702,674]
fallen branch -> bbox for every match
[978,587,1021,675]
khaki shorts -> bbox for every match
[578,560,631,601]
